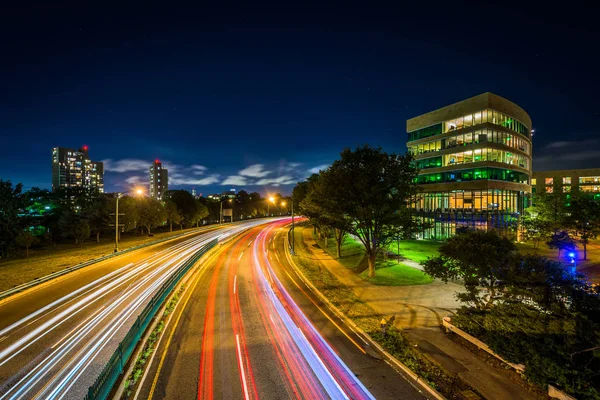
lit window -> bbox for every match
[563,177,571,185]
[531,178,537,185]
[563,186,571,193]
[580,185,600,192]
[546,186,553,193]
[579,176,600,184]
[545,177,553,185]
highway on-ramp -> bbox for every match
[0,220,273,400]
[138,219,428,399]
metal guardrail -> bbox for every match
[0,227,211,302]
[84,238,218,400]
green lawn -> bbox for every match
[311,232,434,286]
[313,233,366,271]
[359,260,433,286]
[387,240,441,263]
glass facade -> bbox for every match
[408,108,530,141]
[579,176,600,184]
[408,123,443,141]
[417,167,529,185]
[580,185,600,192]
[416,212,520,240]
[443,109,529,136]
[442,148,528,169]
[409,128,530,155]
[415,189,525,213]
[408,99,531,241]
[416,157,443,169]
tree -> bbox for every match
[547,230,577,258]
[534,185,569,234]
[164,200,183,232]
[422,229,517,309]
[193,201,210,226]
[0,180,23,257]
[300,174,351,258]
[59,212,90,245]
[567,197,600,260]
[15,230,39,257]
[303,146,418,277]
[116,196,139,233]
[137,198,166,234]
[520,205,552,249]
[21,188,56,233]
[72,220,90,246]
[82,196,111,243]
[165,190,197,227]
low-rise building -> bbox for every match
[532,169,600,200]
[407,92,532,239]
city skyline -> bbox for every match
[1,3,599,193]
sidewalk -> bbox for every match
[297,227,541,400]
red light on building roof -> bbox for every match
[155,159,160,164]
[83,145,89,151]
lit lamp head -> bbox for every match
[135,188,144,195]
[269,196,275,203]
[281,201,286,207]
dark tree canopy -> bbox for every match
[299,145,419,277]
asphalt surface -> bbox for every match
[0,219,275,400]
[140,219,428,399]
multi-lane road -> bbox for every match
[0,218,430,399]
[137,219,428,400]
[0,220,271,400]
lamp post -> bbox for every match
[267,196,275,217]
[281,199,295,253]
[114,188,143,253]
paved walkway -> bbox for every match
[297,227,541,400]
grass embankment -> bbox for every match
[0,227,201,292]
[121,285,185,399]
[293,228,468,398]
[313,232,435,286]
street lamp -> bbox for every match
[280,199,295,253]
[220,198,232,224]
[113,188,144,253]
[267,196,275,217]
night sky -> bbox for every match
[1,2,599,194]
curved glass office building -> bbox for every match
[407,92,532,239]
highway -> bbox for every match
[139,219,428,399]
[0,220,273,400]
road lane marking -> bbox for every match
[278,236,368,353]
[234,275,237,295]
[146,240,229,400]
[238,251,244,261]
[236,334,250,400]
